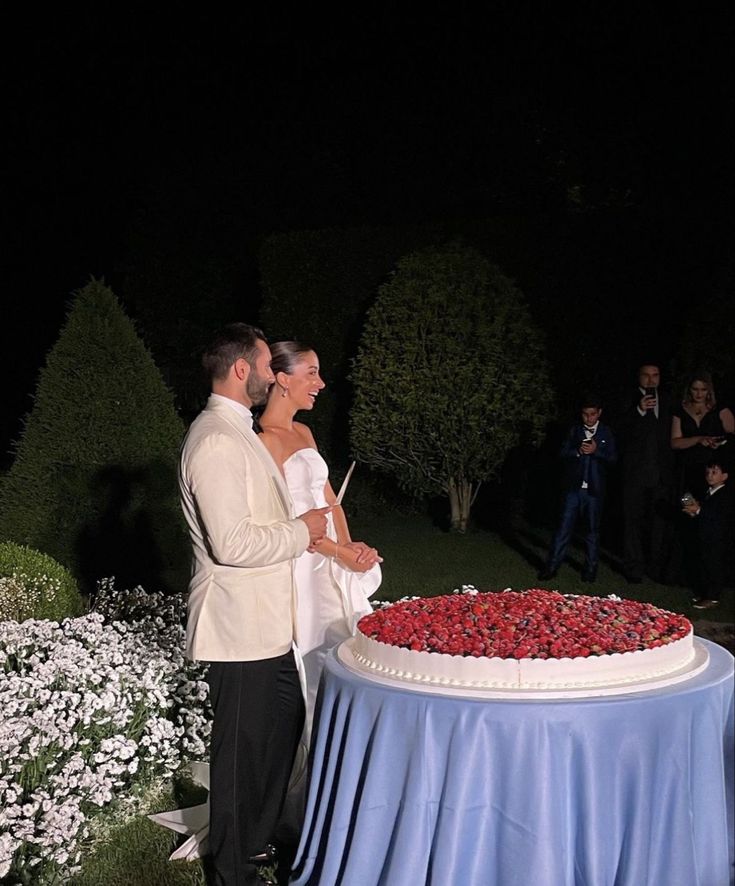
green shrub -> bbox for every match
[0,541,84,621]
[0,280,188,594]
[351,244,555,532]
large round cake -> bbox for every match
[352,589,695,691]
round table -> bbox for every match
[290,639,734,886]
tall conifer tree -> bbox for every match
[0,280,188,593]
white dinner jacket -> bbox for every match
[179,395,310,662]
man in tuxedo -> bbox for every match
[179,323,331,886]
[539,395,617,583]
[617,362,674,583]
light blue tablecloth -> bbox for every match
[291,639,734,886]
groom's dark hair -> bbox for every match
[202,322,267,381]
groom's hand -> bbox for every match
[298,505,333,543]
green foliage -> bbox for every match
[0,542,84,621]
[0,280,188,593]
[350,244,554,528]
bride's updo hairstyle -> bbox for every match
[269,341,315,378]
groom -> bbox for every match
[179,323,331,886]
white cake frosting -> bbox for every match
[352,627,695,689]
[352,590,695,691]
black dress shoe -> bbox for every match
[248,844,278,866]
[537,567,558,581]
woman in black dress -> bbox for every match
[671,370,734,499]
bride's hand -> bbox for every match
[342,541,383,566]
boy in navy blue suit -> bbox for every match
[682,457,733,609]
[539,395,617,583]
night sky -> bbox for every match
[3,8,733,465]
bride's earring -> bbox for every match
[282,387,289,398]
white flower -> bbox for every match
[0,830,21,879]
[0,579,212,881]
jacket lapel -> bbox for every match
[206,398,295,517]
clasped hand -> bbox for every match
[306,538,383,572]
[342,541,383,566]
[298,506,333,543]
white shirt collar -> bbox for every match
[210,393,253,429]
[583,420,600,437]
[708,483,726,496]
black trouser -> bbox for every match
[207,651,305,886]
[547,488,602,573]
[622,482,670,581]
[697,532,728,601]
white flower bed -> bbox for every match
[0,581,211,883]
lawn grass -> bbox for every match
[353,512,735,624]
[70,783,208,886]
[72,514,733,884]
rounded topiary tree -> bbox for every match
[0,541,84,621]
[350,244,555,531]
[0,280,188,593]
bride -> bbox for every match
[258,341,382,730]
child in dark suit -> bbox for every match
[538,395,617,584]
[682,457,733,609]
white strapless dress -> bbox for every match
[284,448,381,729]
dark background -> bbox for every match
[3,7,733,469]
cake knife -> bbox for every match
[335,461,356,505]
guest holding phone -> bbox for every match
[617,362,675,584]
[671,370,734,500]
[538,394,617,584]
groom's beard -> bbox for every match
[247,373,272,406]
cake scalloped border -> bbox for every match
[351,627,696,690]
